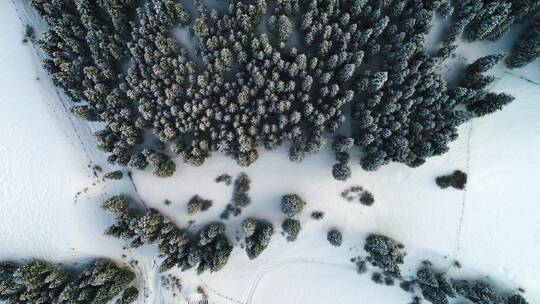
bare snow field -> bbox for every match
[1,0,540,303]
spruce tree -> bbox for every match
[506,16,540,69]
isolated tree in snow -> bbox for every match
[243,218,273,259]
[281,218,301,241]
[327,229,343,247]
[281,194,305,218]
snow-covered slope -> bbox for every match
[1,1,540,303]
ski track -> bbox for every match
[244,258,354,304]
[454,120,473,256]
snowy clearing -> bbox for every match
[1,0,540,303]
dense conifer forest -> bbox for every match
[29,0,539,180]
[0,259,138,304]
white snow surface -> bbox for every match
[1,1,540,303]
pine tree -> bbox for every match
[243,218,274,259]
[327,229,343,246]
[332,163,352,181]
[364,234,404,277]
[468,93,514,116]
[506,16,540,69]
[281,194,305,218]
[281,218,301,241]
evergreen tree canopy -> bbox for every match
[103,195,232,273]
[0,259,137,304]
[31,0,520,177]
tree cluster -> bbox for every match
[341,185,375,206]
[435,170,467,190]
[187,195,213,215]
[221,172,251,219]
[440,0,539,44]
[31,0,149,172]
[102,195,232,273]
[416,265,530,304]
[280,193,305,241]
[360,234,531,304]
[416,267,457,304]
[0,259,137,304]
[332,135,354,181]
[438,1,539,61]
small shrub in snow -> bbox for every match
[400,280,415,293]
[371,272,383,284]
[327,229,343,246]
[215,174,232,186]
[311,211,324,220]
[359,191,375,206]
[23,24,35,42]
[281,194,305,218]
[411,296,422,304]
[435,170,467,190]
[341,186,375,206]
[341,186,363,202]
[104,170,123,180]
[355,259,368,274]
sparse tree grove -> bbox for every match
[362,234,531,304]
[29,0,536,179]
[102,195,232,273]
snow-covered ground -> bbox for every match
[1,1,539,303]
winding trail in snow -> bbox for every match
[243,258,354,304]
